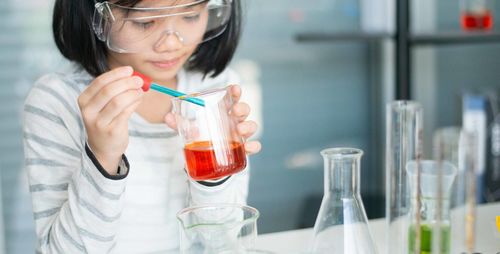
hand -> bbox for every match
[164,85,262,155]
[78,66,144,174]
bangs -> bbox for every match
[113,0,142,8]
[112,0,204,9]
[109,0,208,20]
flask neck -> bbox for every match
[321,148,362,197]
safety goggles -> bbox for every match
[92,0,232,53]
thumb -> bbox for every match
[164,112,178,131]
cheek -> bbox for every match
[108,52,144,68]
[184,45,199,61]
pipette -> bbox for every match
[133,71,205,107]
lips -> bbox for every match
[150,57,181,69]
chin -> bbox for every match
[149,69,179,83]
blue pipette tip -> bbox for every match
[133,71,205,107]
[149,84,205,107]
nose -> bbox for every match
[154,30,184,53]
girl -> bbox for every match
[23,0,261,253]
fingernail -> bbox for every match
[123,66,133,75]
[133,76,143,86]
[239,126,247,135]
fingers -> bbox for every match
[79,66,134,106]
[96,89,144,127]
[229,85,241,103]
[244,141,261,155]
[232,102,250,122]
[237,121,257,139]
[237,120,261,155]
[79,67,144,135]
[109,100,142,129]
[87,76,143,114]
[164,112,178,130]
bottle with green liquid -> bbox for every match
[406,161,457,254]
[408,223,451,254]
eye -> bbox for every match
[183,14,200,23]
[132,20,155,29]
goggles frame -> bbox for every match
[92,0,232,52]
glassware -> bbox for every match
[406,160,457,254]
[460,0,493,30]
[434,127,485,254]
[459,131,479,253]
[177,204,259,254]
[432,130,479,253]
[309,148,378,254]
[172,86,247,181]
[433,128,462,207]
[433,127,467,254]
[386,101,423,254]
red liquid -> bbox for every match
[461,11,493,30]
[184,141,247,181]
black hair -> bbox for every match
[52,0,242,78]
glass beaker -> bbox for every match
[172,86,247,181]
[406,160,457,254]
[386,101,423,254]
[460,0,493,30]
[177,204,259,254]
[310,148,378,254]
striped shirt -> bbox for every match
[23,66,249,253]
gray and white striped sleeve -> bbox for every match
[23,74,128,253]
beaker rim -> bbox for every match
[406,160,457,177]
[173,85,230,101]
[176,203,260,228]
[320,147,363,158]
[388,100,422,108]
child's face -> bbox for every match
[107,38,198,84]
[107,0,208,84]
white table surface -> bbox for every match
[256,202,500,254]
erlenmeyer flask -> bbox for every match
[310,148,378,254]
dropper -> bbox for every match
[133,71,205,107]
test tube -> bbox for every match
[385,101,423,254]
[440,129,479,254]
[432,131,446,254]
[459,130,478,253]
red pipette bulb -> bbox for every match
[132,71,152,92]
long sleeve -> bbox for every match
[23,74,129,253]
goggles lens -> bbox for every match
[94,0,231,53]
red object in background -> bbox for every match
[461,11,493,30]
[184,141,247,181]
